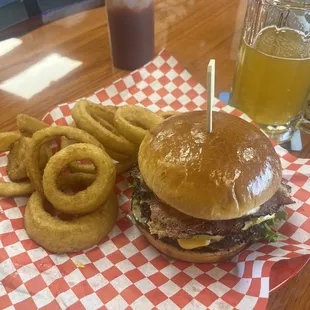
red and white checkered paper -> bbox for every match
[1,50,309,310]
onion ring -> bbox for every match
[57,172,96,190]
[16,114,49,137]
[0,135,34,197]
[0,181,34,197]
[7,137,30,181]
[114,105,163,144]
[60,136,136,175]
[26,126,103,195]
[106,149,130,163]
[0,131,21,153]
[115,158,137,175]
[65,121,130,162]
[24,191,118,253]
[72,100,138,156]
[87,103,117,124]
[43,143,115,214]
[59,122,97,174]
[159,111,182,119]
[7,137,51,181]
[60,135,129,169]
[60,136,95,174]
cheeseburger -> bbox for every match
[130,111,293,263]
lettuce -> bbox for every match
[253,210,288,242]
[129,180,137,189]
[274,210,288,221]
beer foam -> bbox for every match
[252,26,310,59]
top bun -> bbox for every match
[138,111,282,220]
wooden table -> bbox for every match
[0,1,309,309]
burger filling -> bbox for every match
[130,167,294,252]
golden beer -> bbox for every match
[230,26,310,127]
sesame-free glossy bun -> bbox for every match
[138,111,282,220]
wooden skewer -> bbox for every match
[206,59,215,133]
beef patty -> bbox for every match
[130,167,294,248]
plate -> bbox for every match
[270,256,310,292]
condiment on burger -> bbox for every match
[130,111,293,263]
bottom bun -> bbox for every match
[138,225,250,263]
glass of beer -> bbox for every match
[230,0,310,143]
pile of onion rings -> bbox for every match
[25,142,116,254]
[0,101,177,253]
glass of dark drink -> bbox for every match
[107,0,155,71]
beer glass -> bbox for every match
[230,0,310,143]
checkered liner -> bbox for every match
[0,50,309,310]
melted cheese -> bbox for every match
[177,235,224,250]
[132,198,148,224]
[242,214,275,231]
[133,195,276,250]
[177,214,276,250]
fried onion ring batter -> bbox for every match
[24,191,118,253]
[17,114,49,136]
[0,131,21,153]
[114,105,163,144]
[60,136,136,175]
[0,181,34,197]
[26,126,103,195]
[0,135,33,197]
[43,143,115,214]
[71,100,138,156]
